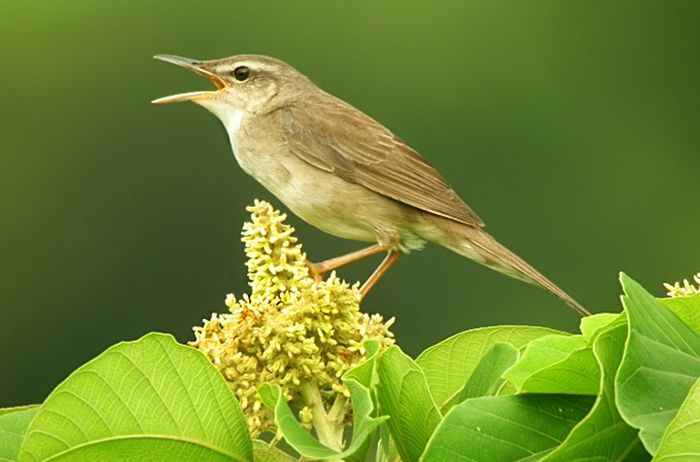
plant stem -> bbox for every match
[300,381,346,452]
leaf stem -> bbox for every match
[299,382,346,452]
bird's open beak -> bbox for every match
[151,54,227,104]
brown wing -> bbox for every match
[275,93,484,227]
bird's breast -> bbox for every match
[215,105,427,252]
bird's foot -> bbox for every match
[306,261,326,282]
[305,244,388,283]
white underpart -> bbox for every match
[198,101,264,179]
[216,109,247,169]
[220,109,245,138]
[196,98,246,139]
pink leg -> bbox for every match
[360,251,402,299]
[308,244,388,281]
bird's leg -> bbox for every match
[360,251,401,299]
[307,243,388,281]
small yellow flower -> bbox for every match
[299,406,314,430]
[192,200,394,436]
[663,273,700,298]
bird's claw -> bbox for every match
[306,261,325,282]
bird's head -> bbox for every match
[152,54,311,120]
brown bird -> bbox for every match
[153,54,590,316]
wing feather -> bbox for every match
[275,94,484,227]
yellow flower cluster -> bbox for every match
[192,200,394,435]
[664,272,700,298]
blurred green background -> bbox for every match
[1,1,698,406]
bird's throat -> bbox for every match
[220,109,245,139]
[196,99,246,140]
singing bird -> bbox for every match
[153,54,590,316]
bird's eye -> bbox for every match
[233,66,250,81]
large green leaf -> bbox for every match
[251,440,297,462]
[450,342,519,403]
[0,407,38,462]
[258,379,385,461]
[580,313,620,341]
[616,274,700,455]
[654,377,700,461]
[420,394,594,462]
[0,406,38,418]
[19,333,252,462]
[542,322,649,461]
[502,334,599,395]
[376,424,401,462]
[377,346,442,462]
[661,294,700,336]
[416,326,561,407]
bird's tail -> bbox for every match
[423,219,590,316]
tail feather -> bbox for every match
[430,222,590,316]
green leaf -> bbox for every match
[416,326,562,407]
[0,406,39,418]
[541,323,649,461]
[364,338,381,358]
[502,334,600,395]
[256,341,385,461]
[376,424,401,462]
[580,312,620,341]
[376,346,441,462]
[449,342,519,404]
[251,440,297,462]
[19,333,253,462]
[654,377,700,461]
[661,294,700,336]
[616,274,700,455]
[0,407,38,462]
[344,339,381,389]
[258,379,385,461]
[420,394,594,462]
